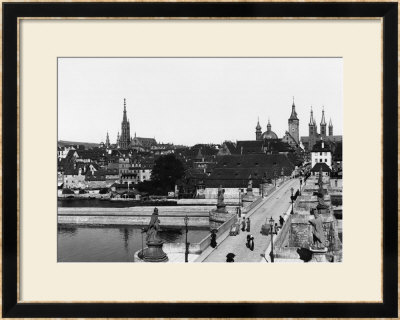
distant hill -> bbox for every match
[58,140,100,149]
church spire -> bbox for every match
[123,98,127,122]
[256,117,261,130]
[309,107,314,125]
[320,107,327,137]
[267,117,271,131]
[255,117,262,141]
[289,97,298,120]
[329,118,333,136]
[320,106,326,125]
[106,131,110,148]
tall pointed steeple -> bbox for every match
[329,118,333,136]
[309,107,314,125]
[320,107,326,125]
[267,117,271,132]
[289,96,298,120]
[256,117,261,130]
[255,117,262,141]
[288,97,299,144]
[308,106,317,151]
[320,107,327,137]
[123,98,127,122]
[120,98,131,149]
[106,131,110,148]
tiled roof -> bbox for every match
[311,162,331,172]
[205,154,295,188]
[134,137,157,148]
[311,140,332,152]
[224,141,237,154]
[235,139,293,155]
[236,140,264,154]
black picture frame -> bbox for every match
[3,2,398,318]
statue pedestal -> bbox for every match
[140,240,168,262]
[309,247,328,262]
[209,208,234,231]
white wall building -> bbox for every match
[311,140,332,169]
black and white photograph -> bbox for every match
[57,57,343,263]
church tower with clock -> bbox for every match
[288,97,299,144]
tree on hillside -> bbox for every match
[150,154,185,195]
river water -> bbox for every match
[58,225,209,262]
[57,200,211,262]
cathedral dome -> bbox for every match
[261,130,278,140]
[262,119,278,140]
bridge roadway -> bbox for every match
[203,179,299,262]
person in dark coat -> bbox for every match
[246,234,251,248]
[246,218,251,232]
[249,236,254,251]
[210,232,217,248]
[279,215,284,227]
[226,253,235,262]
[274,223,279,234]
[241,217,246,231]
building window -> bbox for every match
[325,159,327,162]
[320,159,322,162]
[320,152,322,156]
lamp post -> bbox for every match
[139,227,145,259]
[261,181,264,198]
[184,215,189,263]
[269,217,274,263]
[290,187,294,214]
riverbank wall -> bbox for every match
[58,206,237,227]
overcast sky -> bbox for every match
[58,58,342,146]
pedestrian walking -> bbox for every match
[274,223,279,234]
[226,253,235,262]
[210,232,217,248]
[246,234,251,248]
[246,218,251,232]
[279,215,284,227]
[249,235,254,251]
[241,217,246,231]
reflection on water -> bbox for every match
[57,225,209,262]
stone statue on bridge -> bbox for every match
[316,167,329,211]
[140,207,168,262]
[217,185,225,206]
[309,209,326,250]
[247,174,253,191]
[146,207,161,243]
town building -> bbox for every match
[311,139,332,169]
[310,162,332,177]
